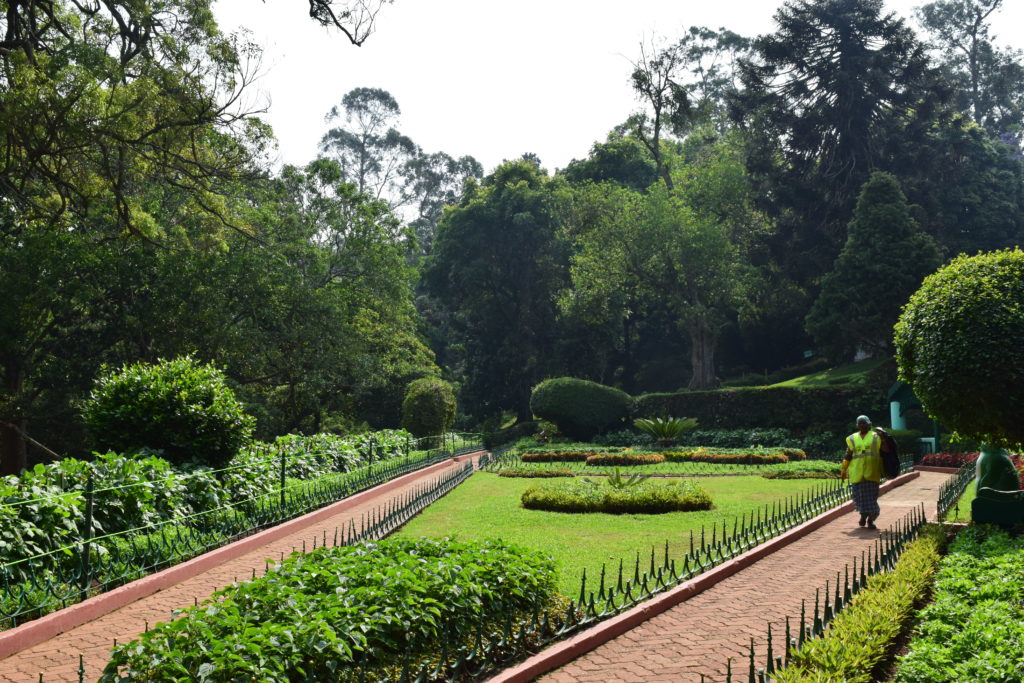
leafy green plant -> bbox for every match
[82,356,254,468]
[664,449,789,465]
[521,478,712,514]
[894,525,1024,683]
[101,538,560,681]
[530,378,631,441]
[582,467,649,489]
[584,452,666,466]
[497,467,575,478]
[401,377,457,447]
[633,416,698,446]
[895,248,1024,447]
[776,526,945,683]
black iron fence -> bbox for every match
[936,460,975,520]
[0,433,483,631]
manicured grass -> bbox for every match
[394,472,830,595]
[769,357,887,388]
[945,480,976,522]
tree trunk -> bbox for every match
[686,318,720,391]
[1,358,27,476]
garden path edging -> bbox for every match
[486,470,920,683]
[0,451,483,662]
[914,466,961,474]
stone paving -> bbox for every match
[0,457,476,683]
[537,471,952,683]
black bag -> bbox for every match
[878,429,901,479]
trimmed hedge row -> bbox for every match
[776,526,945,683]
[101,538,560,681]
[634,386,884,434]
[664,450,790,465]
[584,453,666,466]
[496,468,575,478]
[521,479,713,514]
[521,451,595,463]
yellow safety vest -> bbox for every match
[845,431,882,483]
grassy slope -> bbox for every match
[945,480,976,522]
[769,357,888,388]
[394,472,828,595]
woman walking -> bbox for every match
[842,415,883,529]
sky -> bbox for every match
[213,0,1024,175]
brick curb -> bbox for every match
[914,465,962,474]
[487,470,920,683]
[0,451,484,661]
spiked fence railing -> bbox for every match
[936,460,975,520]
[41,463,476,683]
[0,433,483,631]
[715,504,929,683]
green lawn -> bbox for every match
[394,472,830,595]
[769,357,887,388]
[945,480,976,522]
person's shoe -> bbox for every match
[866,517,878,530]
[858,515,866,527]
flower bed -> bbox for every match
[664,449,790,465]
[520,451,596,463]
[761,460,842,479]
[497,467,575,478]
[893,525,1024,683]
[921,451,1024,487]
[520,478,712,514]
[101,538,561,682]
[584,453,666,466]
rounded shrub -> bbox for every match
[894,248,1024,447]
[82,356,254,468]
[529,377,631,441]
[400,377,456,442]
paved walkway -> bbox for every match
[538,471,951,683]
[0,457,475,683]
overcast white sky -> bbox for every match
[213,0,1024,175]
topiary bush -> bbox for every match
[530,377,631,441]
[400,377,456,446]
[82,356,254,468]
[894,248,1024,448]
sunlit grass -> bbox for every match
[394,472,829,595]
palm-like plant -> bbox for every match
[583,467,650,490]
[633,416,698,446]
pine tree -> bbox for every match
[805,172,941,360]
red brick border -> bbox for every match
[487,470,921,683]
[0,452,482,661]
[914,466,962,474]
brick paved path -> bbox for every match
[0,457,475,683]
[539,471,952,683]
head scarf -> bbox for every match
[856,415,871,425]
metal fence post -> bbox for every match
[80,474,95,601]
[279,445,287,509]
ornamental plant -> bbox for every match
[521,478,712,514]
[633,416,698,446]
[400,377,456,447]
[101,538,560,681]
[82,356,254,468]
[530,377,631,441]
[894,248,1024,447]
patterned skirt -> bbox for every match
[850,481,881,518]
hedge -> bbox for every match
[521,479,713,514]
[530,378,631,440]
[633,386,884,435]
[664,450,790,465]
[776,526,945,683]
[584,453,666,466]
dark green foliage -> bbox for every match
[521,451,595,463]
[777,526,945,683]
[101,538,560,681]
[400,378,456,440]
[894,525,1024,683]
[633,387,883,438]
[894,248,1024,447]
[633,416,698,446]
[520,478,712,514]
[82,357,254,468]
[806,172,940,360]
[496,467,575,478]
[482,421,538,450]
[530,378,631,441]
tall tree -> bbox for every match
[733,0,941,281]
[916,0,1024,138]
[424,160,569,420]
[805,171,941,360]
[629,38,692,189]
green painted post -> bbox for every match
[279,446,286,509]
